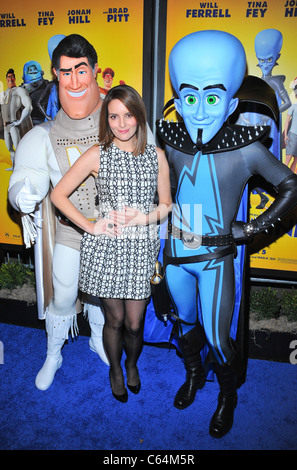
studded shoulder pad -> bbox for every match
[156,119,271,155]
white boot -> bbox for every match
[35,335,64,391]
[85,303,109,365]
[35,310,78,391]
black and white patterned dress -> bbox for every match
[79,143,160,299]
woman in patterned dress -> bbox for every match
[51,85,172,402]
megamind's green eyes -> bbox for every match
[184,94,220,106]
[185,95,197,105]
[206,94,220,105]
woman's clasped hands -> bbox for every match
[92,206,146,237]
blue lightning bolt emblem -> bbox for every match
[173,152,223,235]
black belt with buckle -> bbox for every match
[58,213,76,228]
[58,212,95,230]
[168,222,233,248]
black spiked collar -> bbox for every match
[156,119,271,155]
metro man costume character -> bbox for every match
[156,31,297,438]
[8,35,109,391]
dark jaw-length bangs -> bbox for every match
[99,85,147,156]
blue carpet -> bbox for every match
[0,322,296,451]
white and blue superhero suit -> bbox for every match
[153,31,297,438]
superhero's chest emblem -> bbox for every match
[173,153,223,236]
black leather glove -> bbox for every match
[231,220,251,243]
[232,173,297,243]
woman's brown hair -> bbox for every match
[99,85,147,156]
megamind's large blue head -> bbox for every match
[23,61,44,84]
[255,29,282,78]
[48,34,66,61]
[169,30,246,146]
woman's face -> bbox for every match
[108,99,138,146]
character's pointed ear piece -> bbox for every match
[161,96,181,118]
[174,98,182,117]
[227,97,239,118]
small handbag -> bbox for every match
[150,261,172,317]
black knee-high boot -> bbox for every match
[174,326,206,410]
[209,363,238,438]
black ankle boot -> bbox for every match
[209,364,237,438]
[174,365,206,410]
[174,328,206,410]
[209,391,238,438]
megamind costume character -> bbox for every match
[156,30,297,438]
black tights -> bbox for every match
[102,298,147,394]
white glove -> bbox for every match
[15,177,40,214]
